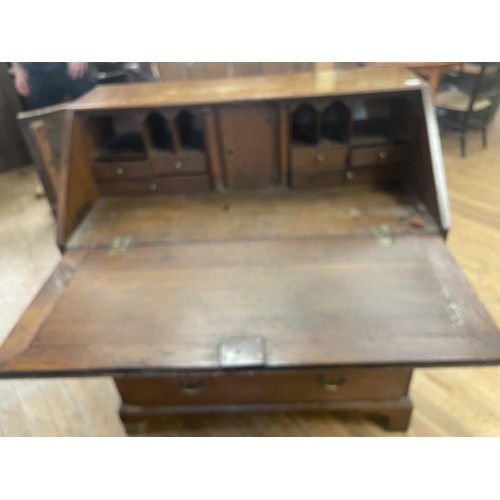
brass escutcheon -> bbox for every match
[318,374,347,392]
[178,380,204,395]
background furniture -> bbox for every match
[436,62,500,157]
[153,62,316,81]
[364,62,459,97]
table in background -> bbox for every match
[364,63,460,97]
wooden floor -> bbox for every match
[1,120,500,436]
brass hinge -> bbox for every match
[369,225,393,246]
[108,236,133,256]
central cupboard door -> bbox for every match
[218,105,278,190]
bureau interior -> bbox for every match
[60,89,445,249]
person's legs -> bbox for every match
[26,65,97,109]
[26,70,67,109]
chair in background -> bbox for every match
[436,63,500,157]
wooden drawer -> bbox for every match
[98,175,212,196]
[151,152,208,176]
[115,367,412,407]
[92,160,152,182]
[345,164,401,185]
[351,144,410,167]
[291,166,345,189]
[291,146,348,169]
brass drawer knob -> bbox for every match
[115,167,124,175]
[379,151,388,160]
[174,160,183,170]
[319,375,347,392]
[178,380,204,396]
[346,170,354,180]
[317,153,325,162]
[149,182,157,192]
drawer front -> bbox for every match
[151,153,208,176]
[98,175,212,196]
[92,161,152,182]
[115,367,412,407]
[291,146,348,169]
[291,167,345,189]
[351,145,410,167]
[345,164,401,185]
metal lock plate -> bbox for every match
[369,225,393,246]
[219,336,266,368]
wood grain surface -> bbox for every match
[0,97,499,437]
[69,68,425,111]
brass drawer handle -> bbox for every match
[174,160,183,170]
[178,380,204,395]
[318,375,347,392]
[115,167,124,175]
[346,170,354,180]
[317,153,325,162]
[149,182,157,192]
[379,151,388,160]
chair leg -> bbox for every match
[482,127,488,148]
[460,132,467,158]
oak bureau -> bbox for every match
[2,67,500,434]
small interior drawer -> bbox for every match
[351,144,410,167]
[291,166,345,189]
[98,175,212,196]
[151,152,208,176]
[115,367,412,407]
[92,161,152,182]
[345,164,401,185]
[291,146,348,169]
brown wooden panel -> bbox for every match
[98,175,211,196]
[291,144,348,168]
[93,161,152,182]
[231,63,262,77]
[405,89,449,233]
[67,188,439,249]
[115,367,412,406]
[69,68,424,112]
[295,62,315,73]
[120,396,413,433]
[351,145,410,168]
[187,63,228,80]
[155,63,190,82]
[345,165,402,185]
[218,105,278,189]
[1,234,499,374]
[57,113,100,249]
[291,167,345,189]
[261,63,296,75]
[17,103,68,214]
[150,151,207,176]
[155,63,312,81]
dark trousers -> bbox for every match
[27,65,96,110]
